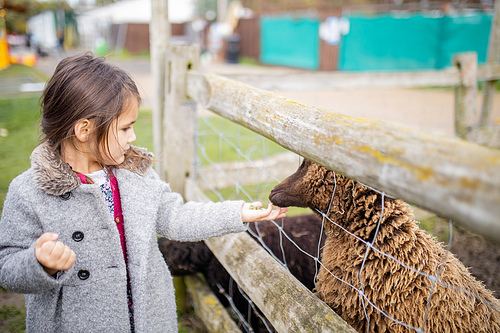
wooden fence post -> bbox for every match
[150,0,170,177]
[162,44,200,196]
[453,52,478,140]
[479,0,500,127]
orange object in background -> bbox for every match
[0,39,8,70]
[9,52,37,67]
[0,19,9,70]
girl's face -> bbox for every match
[104,97,138,165]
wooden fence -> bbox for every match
[171,47,500,240]
[149,3,500,330]
[154,42,500,332]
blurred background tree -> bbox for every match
[5,0,72,34]
[193,0,217,19]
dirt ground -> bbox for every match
[450,228,500,294]
[0,291,24,309]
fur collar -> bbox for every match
[30,141,154,196]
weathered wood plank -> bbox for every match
[163,44,199,195]
[478,64,500,81]
[453,53,478,140]
[480,0,500,126]
[222,68,461,91]
[149,0,169,175]
[205,233,357,333]
[186,72,500,242]
[184,274,242,333]
[197,152,300,191]
[218,64,498,92]
[184,179,356,333]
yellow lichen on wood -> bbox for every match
[184,274,241,333]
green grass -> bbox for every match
[0,96,41,208]
[197,116,287,165]
[106,50,151,61]
[0,64,47,82]
[0,64,47,207]
[0,305,26,332]
[134,109,154,151]
[238,57,260,66]
[197,116,307,213]
[418,215,453,243]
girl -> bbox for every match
[0,53,288,332]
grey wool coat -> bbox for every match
[0,141,246,332]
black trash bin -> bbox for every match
[225,34,240,64]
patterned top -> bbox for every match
[86,169,114,215]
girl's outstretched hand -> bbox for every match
[241,202,289,223]
[35,233,76,276]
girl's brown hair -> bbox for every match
[40,52,141,165]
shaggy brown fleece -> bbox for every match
[269,159,500,333]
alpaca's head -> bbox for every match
[270,159,356,226]
[270,159,413,239]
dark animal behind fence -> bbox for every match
[269,159,500,333]
[158,214,325,332]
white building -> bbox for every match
[77,0,195,53]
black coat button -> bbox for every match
[77,270,90,280]
[60,192,72,200]
[72,231,84,242]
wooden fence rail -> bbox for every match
[183,274,242,332]
[206,52,500,146]
[217,61,500,91]
[186,70,500,243]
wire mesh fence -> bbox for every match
[189,106,500,333]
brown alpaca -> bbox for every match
[269,159,500,333]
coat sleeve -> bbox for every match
[145,169,247,241]
[0,174,67,293]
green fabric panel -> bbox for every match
[439,14,492,68]
[340,13,493,71]
[260,16,320,70]
[340,15,440,71]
